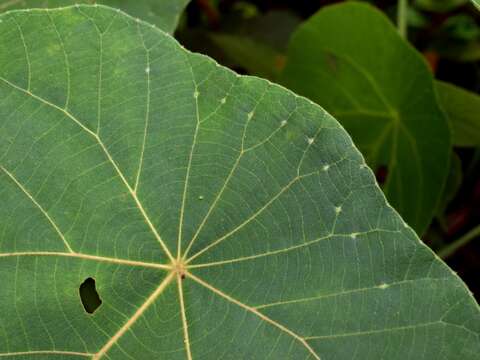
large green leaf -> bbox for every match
[0,5,479,359]
[281,3,451,235]
[0,0,189,33]
[436,81,480,147]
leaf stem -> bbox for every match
[397,0,408,38]
[438,224,480,259]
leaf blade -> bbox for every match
[436,80,480,147]
[0,5,478,360]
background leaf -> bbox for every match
[415,0,469,13]
[437,80,480,147]
[436,152,463,229]
[0,0,190,33]
[281,2,451,235]
[209,33,284,80]
[0,4,479,360]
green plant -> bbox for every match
[281,3,451,236]
[0,0,189,33]
[0,2,479,360]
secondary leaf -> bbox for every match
[0,0,189,33]
[0,4,479,359]
[437,81,480,147]
[281,2,451,235]
[209,33,284,80]
[436,152,462,229]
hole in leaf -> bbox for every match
[375,165,388,185]
[79,277,102,314]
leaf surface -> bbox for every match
[0,5,479,360]
[0,0,189,33]
[281,3,451,235]
[437,81,480,147]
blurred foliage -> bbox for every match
[415,0,468,13]
[281,3,451,235]
[437,81,480,147]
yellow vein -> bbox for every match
[189,234,336,269]
[177,276,193,360]
[96,139,175,263]
[134,24,151,192]
[177,82,201,259]
[304,321,440,340]
[0,76,175,263]
[181,152,241,260]
[94,272,176,359]
[182,84,270,260]
[0,350,93,357]
[186,174,311,264]
[0,76,96,136]
[0,251,171,270]
[187,271,320,360]
[0,166,73,253]
[96,31,103,134]
[254,283,402,309]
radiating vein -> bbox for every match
[187,271,320,360]
[189,234,337,268]
[187,173,316,263]
[178,276,193,360]
[253,278,434,309]
[304,321,441,340]
[0,165,73,252]
[0,76,175,262]
[94,272,176,359]
[177,70,201,259]
[134,24,151,192]
[0,350,93,357]
[0,251,171,270]
[182,83,269,260]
